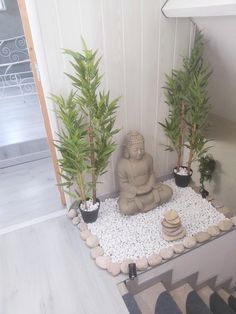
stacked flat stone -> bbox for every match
[162,210,186,241]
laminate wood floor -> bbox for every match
[0,216,128,314]
[0,157,63,229]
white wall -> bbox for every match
[25,0,192,200]
[188,17,236,213]
[194,16,236,123]
[191,114,236,213]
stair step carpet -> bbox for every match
[228,295,236,312]
[197,286,214,308]
[155,291,182,314]
[170,283,193,314]
[186,290,212,314]
[210,292,236,314]
[134,282,167,314]
[117,282,141,314]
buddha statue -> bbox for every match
[117,131,173,215]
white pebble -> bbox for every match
[87,179,225,263]
[80,200,99,212]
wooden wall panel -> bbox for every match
[122,0,142,131]
[141,0,159,158]
[101,0,126,191]
[34,0,63,93]
[29,0,192,201]
[155,3,177,177]
[174,19,192,69]
[78,0,115,196]
[167,19,192,172]
[54,0,82,91]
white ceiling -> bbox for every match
[194,16,236,123]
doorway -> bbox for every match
[0,0,65,229]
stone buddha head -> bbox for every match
[123,130,145,160]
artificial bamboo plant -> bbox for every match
[159,69,187,172]
[184,31,212,173]
[53,39,120,209]
[160,29,212,175]
[52,91,90,208]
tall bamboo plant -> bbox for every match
[160,29,212,175]
[184,31,212,173]
[64,39,120,205]
[160,69,188,172]
[52,91,90,208]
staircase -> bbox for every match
[118,271,236,314]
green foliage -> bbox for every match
[53,38,120,206]
[51,91,90,205]
[160,28,213,172]
[185,31,213,167]
[94,91,120,177]
[198,154,216,189]
[160,70,186,156]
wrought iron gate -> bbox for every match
[0,35,36,99]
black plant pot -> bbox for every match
[174,166,192,188]
[79,198,100,223]
[200,187,209,199]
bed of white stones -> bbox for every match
[68,180,236,277]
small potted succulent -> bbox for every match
[160,29,212,187]
[53,39,120,223]
[198,154,216,198]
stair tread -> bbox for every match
[197,286,214,308]
[170,283,193,314]
[134,282,166,314]
[217,288,230,303]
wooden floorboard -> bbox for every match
[0,216,128,314]
[0,158,63,229]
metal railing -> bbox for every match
[0,35,36,99]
